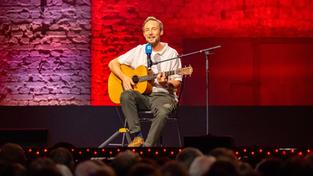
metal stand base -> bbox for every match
[98,127,131,148]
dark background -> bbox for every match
[1,106,313,147]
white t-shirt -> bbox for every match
[117,43,182,96]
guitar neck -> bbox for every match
[139,70,179,82]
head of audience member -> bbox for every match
[28,157,62,176]
[189,156,216,176]
[127,162,160,176]
[0,160,27,176]
[160,160,188,176]
[255,158,283,176]
[305,153,313,165]
[75,160,115,176]
[0,143,27,166]
[155,156,171,167]
[176,147,203,169]
[238,162,259,176]
[208,147,237,162]
[110,150,140,176]
[279,157,313,176]
[137,157,160,168]
[205,159,239,176]
[92,166,116,176]
[56,164,74,176]
[49,147,75,172]
[51,142,76,151]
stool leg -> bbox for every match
[98,131,120,148]
[176,121,182,147]
[121,120,131,146]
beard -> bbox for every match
[148,39,160,47]
[147,37,160,47]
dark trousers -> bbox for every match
[120,90,177,147]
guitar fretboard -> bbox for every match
[138,69,180,82]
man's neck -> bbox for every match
[152,42,164,52]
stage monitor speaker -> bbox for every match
[184,135,235,154]
[0,129,48,147]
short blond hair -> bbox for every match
[142,16,163,31]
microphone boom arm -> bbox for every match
[152,45,221,65]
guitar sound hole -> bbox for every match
[132,76,139,84]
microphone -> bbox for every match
[145,43,153,69]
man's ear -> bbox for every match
[160,30,164,36]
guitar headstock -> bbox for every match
[178,65,193,77]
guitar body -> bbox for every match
[108,65,153,104]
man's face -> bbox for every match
[143,20,163,46]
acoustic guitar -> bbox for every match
[108,64,193,104]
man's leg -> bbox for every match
[144,93,177,147]
[120,90,150,135]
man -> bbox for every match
[108,16,182,147]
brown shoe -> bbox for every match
[128,136,144,147]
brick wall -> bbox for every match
[92,0,313,105]
[0,0,91,105]
[0,0,312,105]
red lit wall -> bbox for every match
[92,0,313,106]
[182,38,313,105]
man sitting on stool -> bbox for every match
[108,16,182,147]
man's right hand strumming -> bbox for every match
[121,74,134,90]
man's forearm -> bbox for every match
[109,58,125,80]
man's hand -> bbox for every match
[121,75,134,90]
[157,72,168,87]
[108,58,134,90]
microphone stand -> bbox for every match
[204,50,210,135]
[153,45,221,135]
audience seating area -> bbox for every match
[1,143,313,176]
